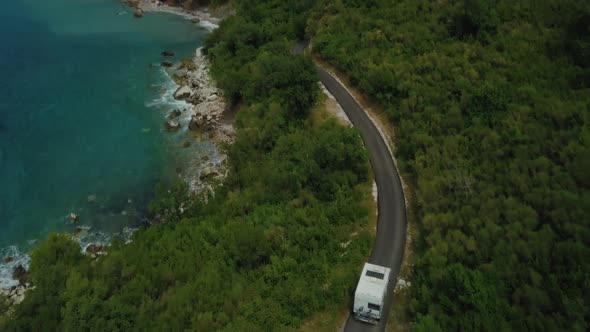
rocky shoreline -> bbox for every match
[124,0,222,30]
[124,0,233,192]
[2,3,231,311]
[163,47,234,192]
[174,50,233,143]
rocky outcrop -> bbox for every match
[12,265,28,286]
[85,244,105,256]
[171,49,234,143]
[199,166,219,180]
[123,0,140,8]
[3,256,14,264]
[173,85,192,100]
[1,284,32,308]
[168,109,182,119]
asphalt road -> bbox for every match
[316,69,407,332]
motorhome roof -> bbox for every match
[355,263,391,301]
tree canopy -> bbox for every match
[311,0,590,330]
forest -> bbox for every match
[1,0,374,330]
[310,0,589,330]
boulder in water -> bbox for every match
[69,212,79,223]
[165,120,181,132]
[168,109,182,119]
[161,50,175,57]
[188,113,213,131]
[3,256,14,264]
[161,61,174,68]
[134,9,143,18]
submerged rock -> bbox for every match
[161,50,175,57]
[165,120,181,132]
[168,109,182,119]
[72,227,89,239]
[173,85,192,100]
[161,61,174,68]
[3,256,14,264]
[87,194,97,203]
[69,212,79,223]
[182,140,191,148]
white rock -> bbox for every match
[173,85,192,100]
[165,120,181,132]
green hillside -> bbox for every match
[311,0,589,330]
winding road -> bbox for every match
[293,41,407,331]
[316,69,407,331]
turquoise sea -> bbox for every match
[0,0,209,287]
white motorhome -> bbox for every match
[352,263,391,324]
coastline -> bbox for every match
[125,0,221,30]
[2,2,230,308]
[163,47,234,193]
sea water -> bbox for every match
[0,0,209,288]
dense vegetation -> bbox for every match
[1,1,375,330]
[166,0,229,9]
[310,0,590,330]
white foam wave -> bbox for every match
[199,20,219,31]
[146,67,194,129]
[0,246,30,290]
[0,226,139,290]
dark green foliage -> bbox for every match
[244,53,319,118]
[463,0,498,34]
[206,0,319,107]
[6,234,88,331]
[0,299,7,330]
[567,13,590,68]
[5,1,373,330]
[312,0,590,330]
[168,0,229,9]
